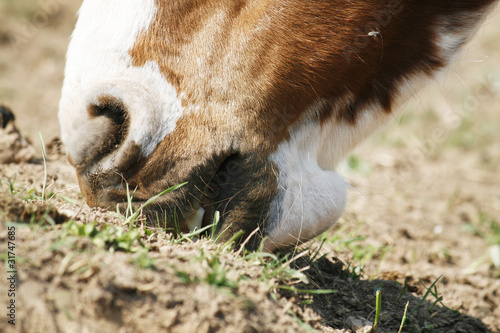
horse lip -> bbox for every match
[155,152,233,232]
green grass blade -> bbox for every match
[277,285,337,294]
[398,301,410,333]
[220,229,245,251]
[409,275,442,317]
[373,288,382,332]
[176,222,217,243]
[39,132,47,203]
[125,182,187,224]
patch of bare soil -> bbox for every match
[288,257,491,333]
[0,131,497,332]
[0,221,307,333]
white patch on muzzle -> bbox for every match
[59,0,183,168]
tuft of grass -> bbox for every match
[173,222,218,244]
[407,277,441,317]
[198,249,239,289]
[2,176,57,204]
[174,248,239,291]
[133,250,156,269]
[398,276,459,332]
[244,251,307,287]
[242,249,337,297]
[123,182,188,227]
[407,275,458,318]
[1,133,55,205]
[318,226,392,276]
[62,221,145,253]
[29,207,57,228]
[344,262,365,280]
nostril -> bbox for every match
[86,95,130,157]
[65,94,133,172]
[88,95,128,129]
[88,95,127,121]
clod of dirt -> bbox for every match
[0,191,69,224]
[0,105,37,163]
[0,104,15,127]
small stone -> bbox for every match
[345,316,373,333]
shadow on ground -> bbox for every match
[282,256,490,333]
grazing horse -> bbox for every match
[59,0,498,251]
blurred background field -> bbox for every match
[0,0,80,144]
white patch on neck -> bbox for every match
[264,127,347,251]
[262,100,395,252]
[261,39,482,251]
[59,0,184,168]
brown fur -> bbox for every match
[75,0,497,248]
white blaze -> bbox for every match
[59,0,183,167]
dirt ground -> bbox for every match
[1,1,499,332]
